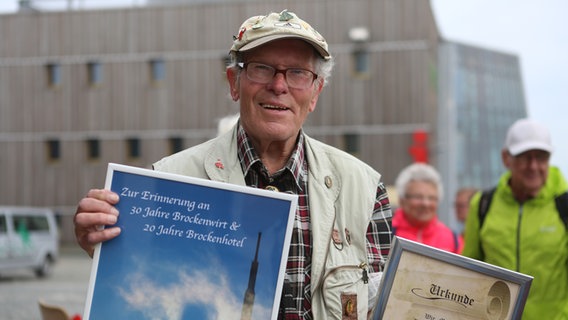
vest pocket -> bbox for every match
[319,263,369,319]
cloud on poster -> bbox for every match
[118,266,272,319]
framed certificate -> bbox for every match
[83,163,298,320]
[372,236,533,320]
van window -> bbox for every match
[12,216,50,232]
[0,215,6,233]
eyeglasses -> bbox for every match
[513,150,550,166]
[405,194,438,203]
[238,62,318,89]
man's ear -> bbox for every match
[308,80,324,112]
[501,149,512,169]
[227,68,239,101]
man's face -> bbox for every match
[399,180,439,227]
[503,149,550,198]
[227,39,323,148]
[454,192,472,223]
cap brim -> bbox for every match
[508,142,553,156]
[238,34,331,60]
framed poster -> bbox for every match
[83,163,298,320]
[372,236,533,320]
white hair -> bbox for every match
[395,163,444,201]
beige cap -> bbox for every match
[230,10,330,60]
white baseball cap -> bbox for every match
[504,118,553,156]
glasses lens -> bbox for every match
[514,151,550,165]
[286,69,314,89]
[246,63,273,83]
[406,194,438,202]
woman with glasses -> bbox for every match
[392,163,463,253]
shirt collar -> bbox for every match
[236,124,306,191]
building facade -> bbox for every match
[0,0,440,242]
[0,0,527,242]
[437,40,527,228]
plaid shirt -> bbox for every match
[236,126,392,320]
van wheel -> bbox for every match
[35,256,54,278]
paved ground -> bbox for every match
[0,244,92,320]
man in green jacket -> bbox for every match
[463,118,568,319]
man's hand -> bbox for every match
[73,189,121,258]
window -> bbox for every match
[87,61,103,85]
[46,63,61,87]
[127,138,141,159]
[348,27,370,76]
[169,137,184,154]
[86,139,100,160]
[46,139,61,161]
[13,215,50,232]
[0,215,6,233]
[353,50,370,75]
[343,133,360,156]
[150,58,165,81]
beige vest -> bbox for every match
[153,127,383,319]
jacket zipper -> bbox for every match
[516,205,523,271]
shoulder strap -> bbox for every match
[452,231,459,253]
[478,187,497,229]
[478,188,568,230]
[554,191,568,230]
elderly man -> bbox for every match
[462,118,568,319]
[453,187,477,237]
[74,10,392,319]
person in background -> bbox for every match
[462,118,568,319]
[453,187,478,237]
[392,163,463,253]
[73,10,392,319]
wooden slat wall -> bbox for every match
[0,0,440,242]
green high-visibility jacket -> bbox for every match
[463,166,568,319]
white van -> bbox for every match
[0,207,59,278]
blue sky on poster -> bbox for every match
[1,0,566,174]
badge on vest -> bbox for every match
[341,293,358,320]
[332,228,352,250]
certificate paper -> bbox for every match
[83,163,297,320]
[372,237,533,320]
